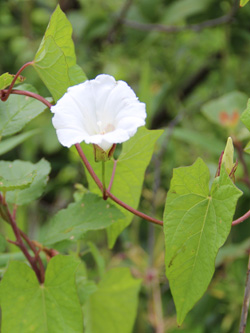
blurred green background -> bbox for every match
[1,0,250,331]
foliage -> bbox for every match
[164,159,242,324]
[1,1,250,332]
[0,255,83,332]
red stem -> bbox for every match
[1,62,34,101]
[232,210,250,226]
[107,191,163,226]
[19,230,45,282]
[75,144,163,226]
[5,206,42,282]
[1,89,52,109]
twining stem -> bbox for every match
[239,252,250,333]
[3,207,42,282]
[2,79,250,228]
[1,89,52,109]
[232,210,250,226]
[0,194,44,283]
[102,161,108,200]
[0,61,34,101]
[19,230,45,282]
[75,144,164,226]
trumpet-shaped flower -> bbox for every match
[51,74,146,153]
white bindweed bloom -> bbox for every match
[51,74,146,153]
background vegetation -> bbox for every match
[1,0,250,331]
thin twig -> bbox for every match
[75,144,163,226]
[107,191,163,226]
[239,252,250,333]
[19,230,45,282]
[232,210,250,226]
[0,89,52,109]
[0,193,44,283]
[122,0,240,34]
[5,206,42,282]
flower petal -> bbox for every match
[51,74,147,150]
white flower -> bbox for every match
[51,74,146,151]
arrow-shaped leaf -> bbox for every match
[163,158,242,324]
[33,5,86,102]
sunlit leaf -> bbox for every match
[33,5,86,102]
[0,73,25,90]
[163,158,242,324]
[240,0,249,7]
[0,255,83,333]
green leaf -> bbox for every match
[201,91,248,127]
[0,171,36,191]
[163,158,242,325]
[76,262,98,306]
[84,268,141,333]
[0,252,45,268]
[33,5,86,102]
[4,159,51,205]
[0,84,48,138]
[78,127,163,248]
[240,0,249,6]
[0,255,83,333]
[0,73,25,90]
[0,129,39,155]
[88,242,105,279]
[241,98,250,131]
[41,193,124,246]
